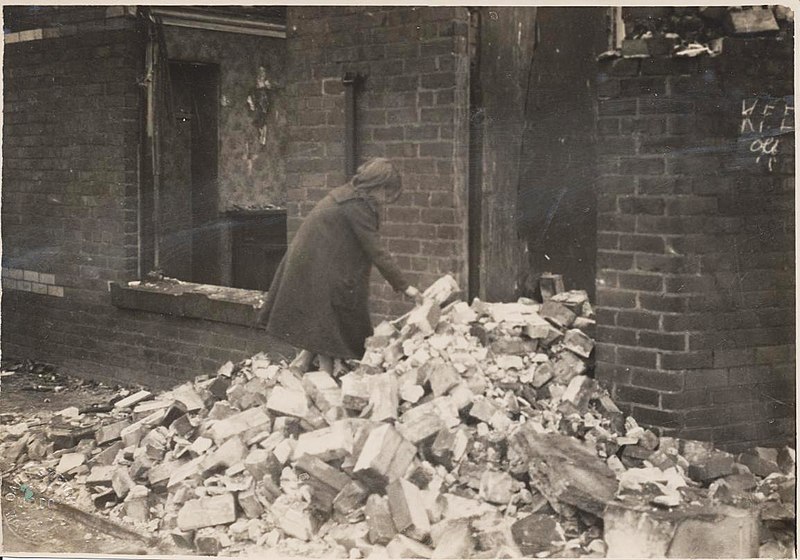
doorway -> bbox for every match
[159,61,221,285]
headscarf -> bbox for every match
[352,158,402,202]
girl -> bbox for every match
[258,158,421,374]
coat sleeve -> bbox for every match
[343,200,410,292]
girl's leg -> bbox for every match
[318,355,334,375]
[289,349,314,373]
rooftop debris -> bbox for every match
[0,275,794,557]
[604,6,793,61]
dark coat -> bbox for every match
[258,185,409,359]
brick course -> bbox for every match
[595,38,795,450]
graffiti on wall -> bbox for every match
[739,96,794,172]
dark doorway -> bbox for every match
[517,8,608,299]
[160,61,221,284]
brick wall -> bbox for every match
[284,6,471,319]
[595,38,795,450]
[2,17,292,389]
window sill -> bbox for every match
[110,279,266,327]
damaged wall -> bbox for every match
[594,37,795,450]
[163,27,287,210]
[284,6,471,319]
[1,13,292,389]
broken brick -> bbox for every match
[366,494,397,545]
[266,386,309,418]
[95,420,130,446]
[387,534,434,559]
[511,514,565,556]
[177,493,236,531]
[293,421,353,462]
[237,487,264,518]
[333,480,369,516]
[604,501,759,558]
[431,426,470,470]
[479,470,514,505]
[540,300,576,328]
[387,479,431,542]
[562,328,594,358]
[397,413,445,446]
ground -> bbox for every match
[0,360,172,555]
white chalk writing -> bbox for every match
[740,96,794,172]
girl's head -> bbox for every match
[352,158,402,204]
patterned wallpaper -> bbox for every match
[163,27,287,209]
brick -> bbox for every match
[333,480,369,515]
[200,436,247,475]
[636,254,698,274]
[638,331,685,352]
[596,289,636,309]
[430,426,469,470]
[397,413,445,445]
[354,424,407,490]
[562,329,594,358]
[551,351,588,383]
[365,494,397,545]
[666,196,718,216]
[387,534,434,559]
[341,372,371,411]
[478,470,514,505]
[617,347,658,369]
[616,310,660,330]
[660,389,711,409]
[368,372,400,422]
[619,158,665,176]
[177,493,236,531]
[207,407,272,445]
[295,453,352,507]
[387,479,430,541]
[596,97,637,116]
[754,345,793,365]
[618,196,665,215]
[630,406,683,429]
[95,419,130,445]
[431,519,474,558]
[114,389,153,409]
[617,272,663,292]
[713,348,755,368]
[598,213,636,233]
[683,368,728,389]
[604,502,759,558]
[293,421,354,462]
[660,351,712,370]
[266,386,309,418]
[596,326,636,346]
[237,488,264,519]
[615,385,659,407]
[540,300,576,328]
[639,293,687,313]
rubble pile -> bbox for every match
[0,275,795,558]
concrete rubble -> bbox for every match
[0,274,795,557]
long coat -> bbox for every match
[258,185,409,359]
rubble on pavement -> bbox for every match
[0,275,795,557]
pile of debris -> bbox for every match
[1,276,795,558]
[607,6,794,60]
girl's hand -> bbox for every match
[404,286,424,305]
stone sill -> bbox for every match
[110,280,266,328]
